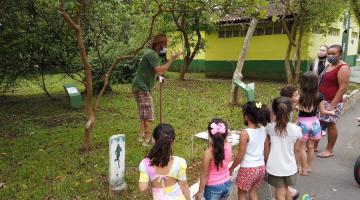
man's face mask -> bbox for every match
[160,48,167,54]
[327,55,338,64]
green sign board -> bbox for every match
[233,79,255,102]
[63,84,82,109]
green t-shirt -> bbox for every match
[132,49,160,92]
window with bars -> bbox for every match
[218,26,284,38]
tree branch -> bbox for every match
[57,0,80,31]
[93,2,163,110]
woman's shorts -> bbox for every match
[297,116,321,141]
[204,180,231,200]
[319,101,343,124]
[267,173,297,188]
[235,165,266,191]
[133,90,154,121]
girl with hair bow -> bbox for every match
[195,118,232,200]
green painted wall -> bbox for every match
[204,60,310,81]
[345,55,357,66]
[170,60,206,72]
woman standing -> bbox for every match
[317,44,351,158]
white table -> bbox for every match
[191,130,240,159]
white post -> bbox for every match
[109,134,127,197]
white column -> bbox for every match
[109,134,127,195]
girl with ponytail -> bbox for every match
[138,123,190,200]
[264,97,302,200]
[195,118,232,200]
[229,101,271,200]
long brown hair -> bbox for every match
[299,71,320,112]
[147,123,175,167]
[272,97,292,136]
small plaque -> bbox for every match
[66,87,79,94]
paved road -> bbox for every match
[295,98,360,200]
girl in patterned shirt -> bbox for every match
[138,123,190,200]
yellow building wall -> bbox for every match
[167,32,206,60]
[348,15,360,55]
[307,15,359,59]
[204,33,291,61]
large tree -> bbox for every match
[279,0,348,84]
[0,0,81,97]
[58,0,164,151]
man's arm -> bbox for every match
[154,51,182,75]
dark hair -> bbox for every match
[299,71,320,112]
[207,118,228,171]
[272,97,292,136]
[328,44,343,57]
[280,85,298,98]
[147,123,175,167]
[242,101,271,126]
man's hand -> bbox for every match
[170,51,182,61]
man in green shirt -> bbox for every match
[132,33,181,146]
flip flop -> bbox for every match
[317,151,334,158]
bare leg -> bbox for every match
[139,121,145,135]
[326,123,337,153]
[275,186,287,200]
[299,141,308,175]
[238,189,247,200]
[144,120,152,139]
[249,187,258,200]
[314,139,319,152]
[307,140,315,172]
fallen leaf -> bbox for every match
[0,182,5,189]
[85,178,93,183]
[55,176,66,182]
[329,188,337,191]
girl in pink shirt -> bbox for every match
[195,118,232,200]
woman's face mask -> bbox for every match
[327,55,339,64]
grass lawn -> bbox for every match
[0,72,358,199]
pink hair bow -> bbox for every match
[210,123,226,135]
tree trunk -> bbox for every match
[229,18,258,105]
[282,17,298,84]
[294,17,304,84]
[179,61,188,80]
[284,41,294,84]
[39,65,54,100]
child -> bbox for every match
[138,123,191,200]
[280,85,300,122]
[297,71,335,175]
[229,101,270,200]
[194,118,232,200]
[280,85,301,198]
[264,97,303,200]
